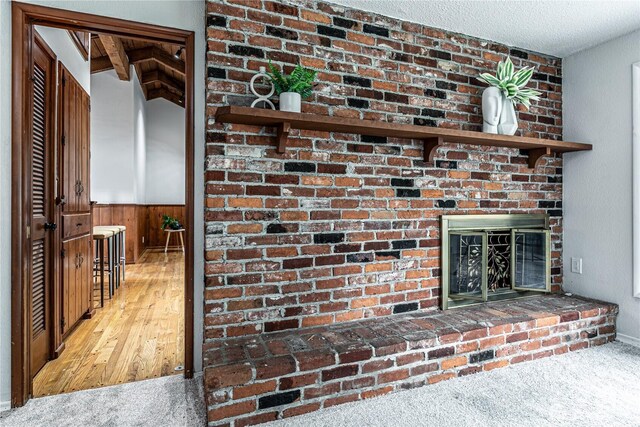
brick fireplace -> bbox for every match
[202,0,613,425]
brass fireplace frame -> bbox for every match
[441,214,551,310]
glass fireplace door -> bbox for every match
[448,232,487,302]
[511,230,551,292]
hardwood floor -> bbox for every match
[33,250,185,397]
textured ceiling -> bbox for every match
[328,0,640,57]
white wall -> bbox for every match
[563,30,640,345]
[145,98,185,204]
[90,69,138,203]
[0,0,205,409]
[133,74,147,205]
[34,25,90,93]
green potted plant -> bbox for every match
[161,214,182,231]
[267,61,317,113]
[477,57,542,135]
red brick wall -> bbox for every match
[204,0,564,340]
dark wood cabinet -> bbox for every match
[57,63,92,336]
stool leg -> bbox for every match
[115,232,120,289]
[108,237,114,298]
[121,230,126,281]
[179,231,184,253]
[165,232,171,253]
[100,239,105,307]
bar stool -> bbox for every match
[96,226,123,290]
[102,225,126,284]
[92,227,115,308]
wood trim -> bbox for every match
[67,31,89,61]
[11,1,196,406]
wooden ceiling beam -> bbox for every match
[91,46,185,76]
[98,34,130,81]
[128,46,185,75]
[147,87,185,108]
[91,56,113,73]
[141,70,184,96]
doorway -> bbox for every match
[11,2,195,406]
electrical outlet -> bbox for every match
[571,257,582,274]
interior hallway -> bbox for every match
[33,250,185,397]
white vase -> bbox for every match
[481,87,503,134]
[279,92,301,113]
[498,97,518,136]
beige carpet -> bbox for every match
[0,374,205,427]
[265,341,640,427]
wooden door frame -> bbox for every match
[11,1,195,406]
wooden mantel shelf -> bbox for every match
[214,106,592,168]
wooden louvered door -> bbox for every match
[58,63,92,336]
[29,33,56,378]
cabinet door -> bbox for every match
[511,230,551,292]
[61,234,92,336]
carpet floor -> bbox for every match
[1,343,639,426]
[265,342,640,427]
[0,374,205,427]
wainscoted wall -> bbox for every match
[204,0,564,341]
[92,204,186,263]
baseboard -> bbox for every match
[616,333,640,348]
[0,400,10,412]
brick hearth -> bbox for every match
[203,295,617,426]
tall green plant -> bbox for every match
[267,61,317,99]
[477,57,542,110]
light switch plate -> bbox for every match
[571,257,582,274]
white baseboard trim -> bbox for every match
[616,333,640,348]
[0,400,10,412]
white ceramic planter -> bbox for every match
[481,87,518,135]
[279,92,301,113]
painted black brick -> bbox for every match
[422,108,446,118]
[207,67,226,79]
[436,160,458,169]
[470,350,494,364]
[414,117,437,127]
[425,89,447,99]
[361,135,387,144]
[510,48,529,59]
[436,200,457,208]
[344,75,372,88]
[347,98,370,108]
[396,189,420,198]
[318,25,346,39]
[207,15,226,27]
[314,233,345,244]
[267,224,288,234]
[258,390,301,409]
[532,72,548,81]
[333,16,357,29]
[393,302,419,314]
[228,45,264,58]
[391,240,417,250]
[266,26,298,40]
[363,23,389,37]
[390,178,414,187]
[284,162,316,173]
[436,81,457,91]
[347,253,374,263]
[538,201,555,209]
[549,75,562,84]
[548,209,563,217]
[430,49,451,60]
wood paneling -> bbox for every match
[92,204,186,262]
[92,204,142,264]
[33,250,185,396]
[146,205,186,248]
